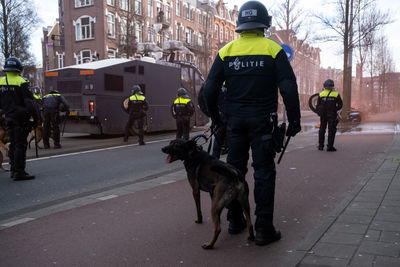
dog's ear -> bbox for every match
[184,140,197,151]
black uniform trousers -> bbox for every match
[124,115,144,143]
[43,109,61,147]
[176,116,190,140]
[8,121,30,174]
[226,116,276,234]
[212,118,227,159]
[319,113,338,149]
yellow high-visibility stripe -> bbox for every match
[219,31,282,61]
[319,89,339,98]
[174,97,191,104]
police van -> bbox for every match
[44,58,208,135]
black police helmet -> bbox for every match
[177,87,188,97]
[236,1,272,33]
[131,85,142,95]
[323,79,335,89]
[3,57,23,72]
[33,86,41,95]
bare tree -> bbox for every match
[0,0,39,64]
[272,0,306,33]
[118,3,145,59]
[315,0,390,119]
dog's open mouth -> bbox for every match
[166,154,178,163]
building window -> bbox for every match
[176,0,181,17]
[74,16,95,41]
[215,25,218,39]
[220,27,223,42]
[108,49,116,58]
[107,0,115,6]
[230,30,234,41]
[225,27,229,42]
[75,50,93,64]
[176,24,181,41]
[56,52,64,68]
[134,0,142,15]
[135,22,143,42]
[107,13,115,38]
[148,0,153,18]
[75,0,93,8]
[120,0,129,11]
[148,25,153,42]
[166,5,171,22]
[120,17,127,44]
[198,34,203,47]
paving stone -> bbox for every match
[382,199,400,207]
[299,255,349,267]
[311,242,357,258]
[320,231,363,245]
[364,230,381,241]
[343,207,376,217]
[378,206,400,215]
[353,194,384,203]
[348,254,374,267]
[380,231,400,243]
[358,240,400,257]
[374,256,400,267]
[375,211,400,223]
[350,202,380,209]
[336,214,373,224]
[370,220,400,232]
[329,222,368,234]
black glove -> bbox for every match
[286,121,301,137]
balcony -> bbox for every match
[156,12,170,30]
[184,42,205,54]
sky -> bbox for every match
[31,0,400,70]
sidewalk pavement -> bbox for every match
[296,134,400,267]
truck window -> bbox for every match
[124,66,136,73]
[105,74,123,91]
[139,65,144,75]
[57,80,82,93]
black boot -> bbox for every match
[327,146,337,152]
[255,227,281,246]
[227,204,246,234]
[14,172,35,181]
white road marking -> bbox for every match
[2,217,35,227]
[97,195,118,201]
[20,138,172,163]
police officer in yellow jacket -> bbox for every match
[124,85,148,145]
[316,79,343,151]
[42,90,70,149]
[171,88,194,140]
[0,57,39,180]
[202,1,301,246]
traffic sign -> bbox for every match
[281,44,293,62]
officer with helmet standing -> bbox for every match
[42,89,70,149]
[171,87,194,140]
[0,57,39,180]
[202,1,301,246]
[124,85,148,145]
[316,79,343,151]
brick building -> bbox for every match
[42,0,238,76]
[42,0,325,110]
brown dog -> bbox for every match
[28,125,53,149]
[161,137,255,249]
[0,120,10,171]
